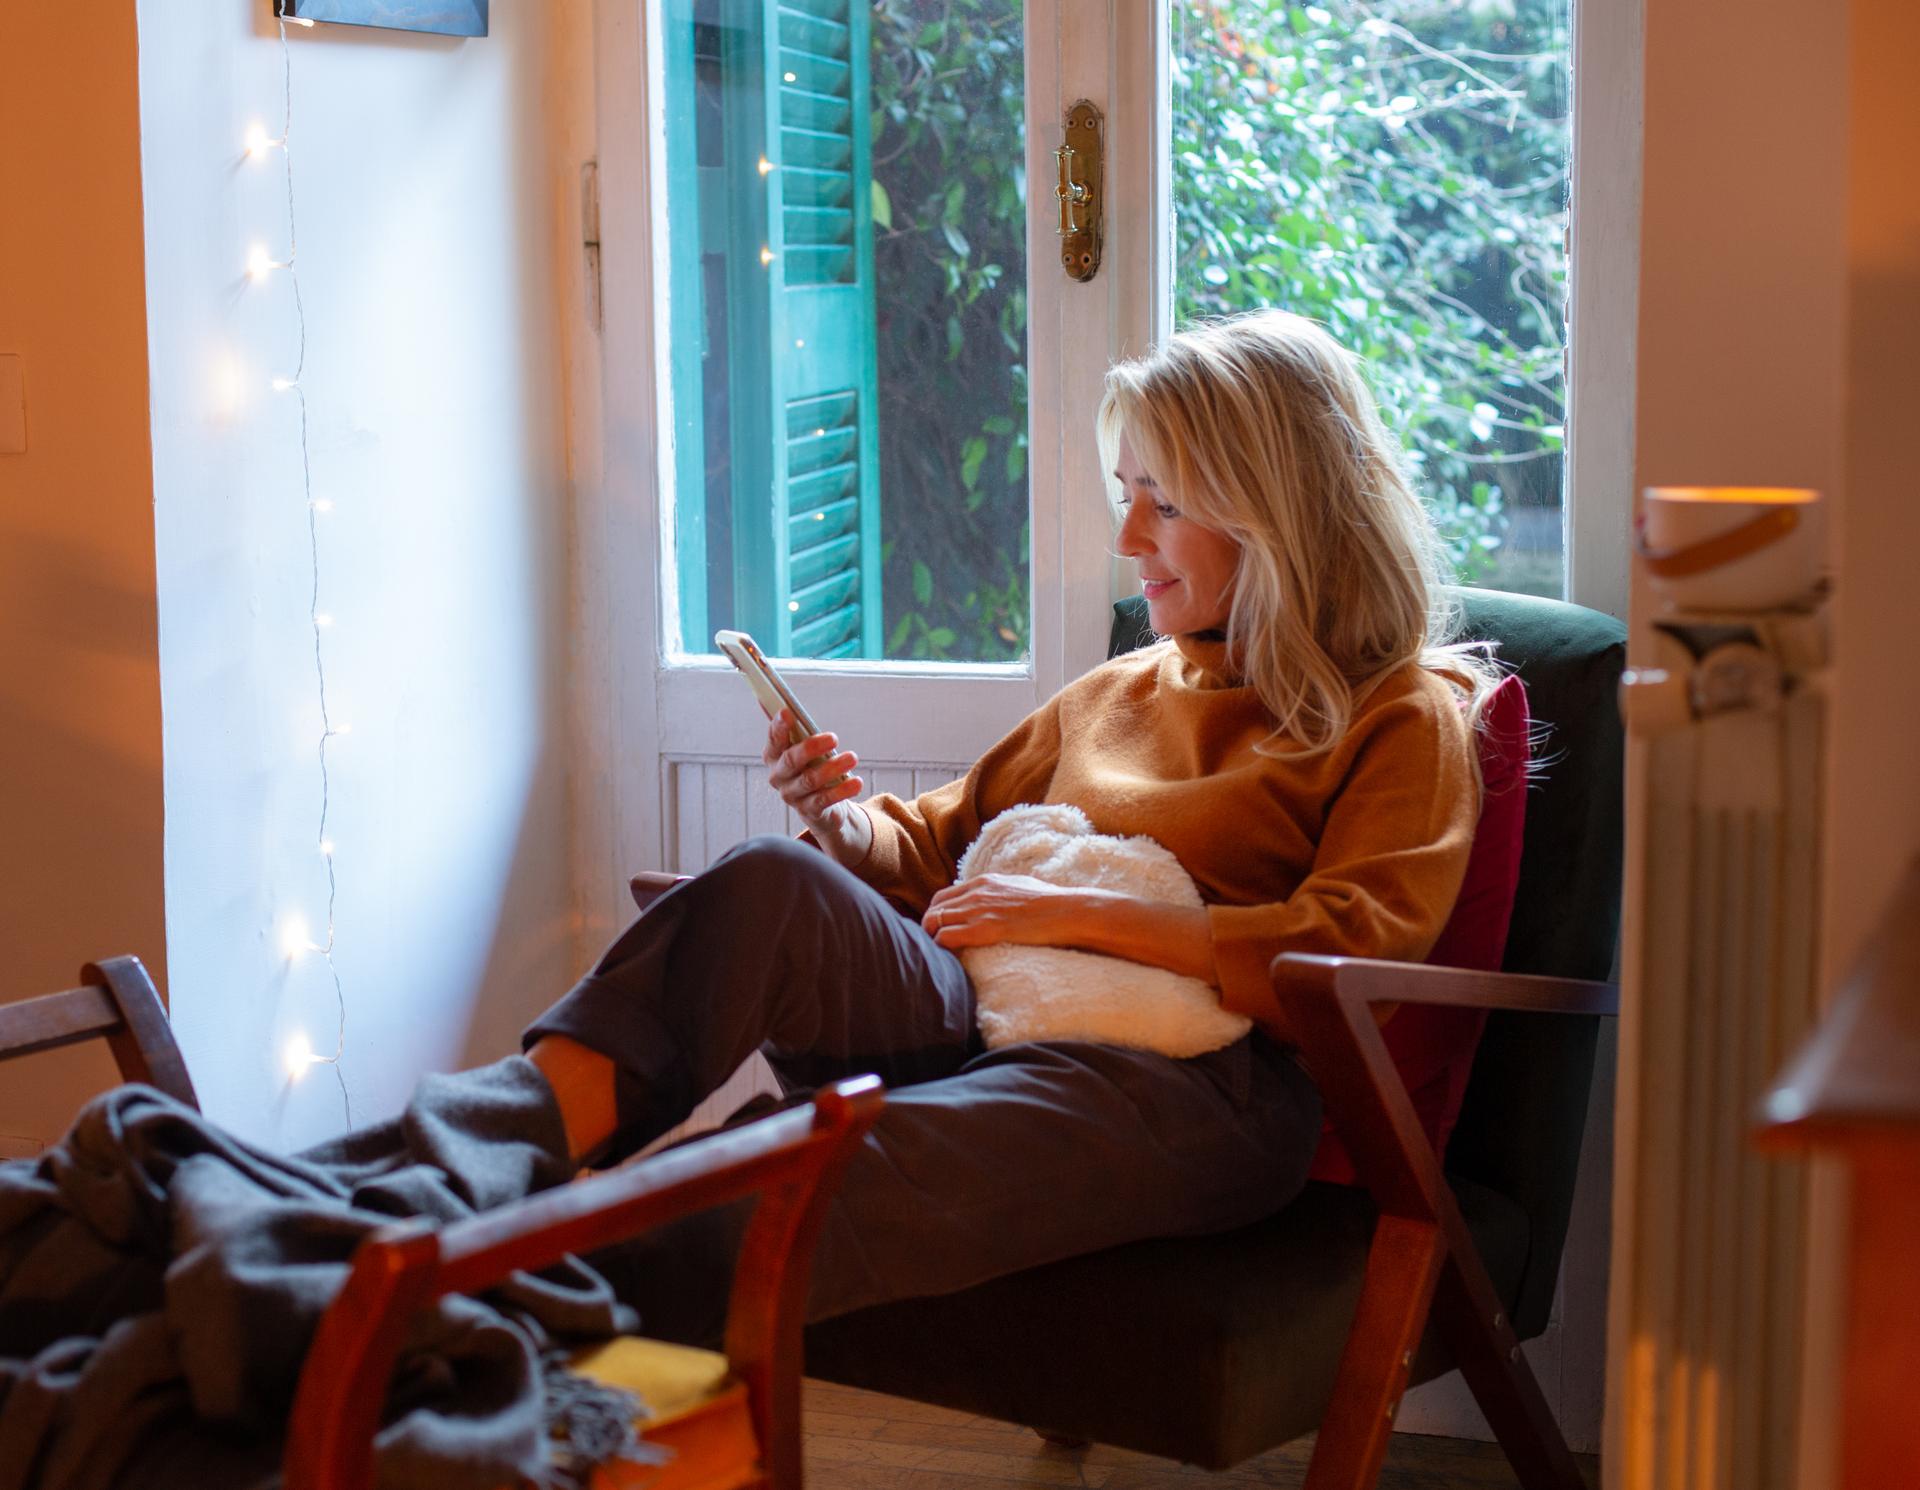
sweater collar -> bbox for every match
[1170,629,1245,688]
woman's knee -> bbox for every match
[699,834,844,903]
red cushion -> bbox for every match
[1305,673,1530,1186]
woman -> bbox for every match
[524,310,1495,1332]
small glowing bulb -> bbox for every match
[271,376,296,392]
[283,1031,318,1080]
[311,497,334,513]
[319,838,335,857]
[795,339,805,349]
[814,512,826,521]
[280,914,314,959]
[788,600,801,612]
[211,354,244,422]
[333,722,352,736]
[314,612,333,627]
[815,427,826,437]
[783,71,797,82]
[758,156,774,175]
[244,123,277,159]
[288,14,317,26]
[759,246,775,266]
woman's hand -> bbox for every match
[764,709,872,869]
[925,875,1221,985]
[921,874,1115,950]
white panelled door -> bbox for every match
[588,1,1152,894]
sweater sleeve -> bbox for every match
[852,693,1066,911]
[1205,684,1478,1022]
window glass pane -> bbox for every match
[663,0,1028,662]
[1171,0,1571,598]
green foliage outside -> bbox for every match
[1173,0,1570,592]
[869,0,1570,663]
[868,0,1030,662]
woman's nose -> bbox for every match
[1114,501,1150,558]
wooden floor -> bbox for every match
[802,1380,1600,1489]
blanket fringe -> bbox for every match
[538,1361,669,1488]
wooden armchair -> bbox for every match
[685,587,1626,1489]
[0,957,884,1490]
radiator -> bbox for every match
[1613,612,1826,1490]
[664,757,972,872]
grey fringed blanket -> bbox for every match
[0,1057,655,1490]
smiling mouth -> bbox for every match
[1141,578,1178,594]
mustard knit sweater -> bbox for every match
[852,634,1479,1025]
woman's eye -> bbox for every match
[1117,488,1179,520]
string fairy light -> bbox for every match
[250,3,352,1126]
[283,1030,322,1081]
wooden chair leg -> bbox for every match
[1431,1252,1588,1489]
[1303,1214,1446,1490]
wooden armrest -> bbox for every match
[0,957,198,1111]
[631,871,692,911]
[1270,954,1615,1221]
[286,1075,884,1490]
[0,983,120,1058]
[1274,953,1619,1018]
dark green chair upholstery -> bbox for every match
[804,588,1626,1469]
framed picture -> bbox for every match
[280,1,488,38]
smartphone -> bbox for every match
[714,629,823,748]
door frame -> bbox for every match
[575,0,1638,1448]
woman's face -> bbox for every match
[1112,433,1241,635]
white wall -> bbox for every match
[0,6,166,1150]
[137,0,593,1148]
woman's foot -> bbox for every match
[526,1034,619,1166]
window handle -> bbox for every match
[1053,100,1103,282]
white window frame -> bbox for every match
[1565,0,1640,621]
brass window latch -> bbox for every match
[1054,100,1103,282]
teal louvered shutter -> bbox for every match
[768,0,881,658]
[665,0,882,660]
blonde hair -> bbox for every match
[1097,309,1501,758]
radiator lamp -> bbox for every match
[1622,486,1828,732]
[1636,485,1825,615]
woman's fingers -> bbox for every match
[782,749,856,795]
[923,875,1067,945]
[763,711,828,765]
[767,725,835,778]
[782,731,839,776]
[763,710,793,767]
[768,744,859,823]
[763,712,850,788]
[799,773,863,819]
[923,882,974,934]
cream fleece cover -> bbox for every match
[954,803,1252,1057]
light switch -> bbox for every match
[0,354,24,454]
